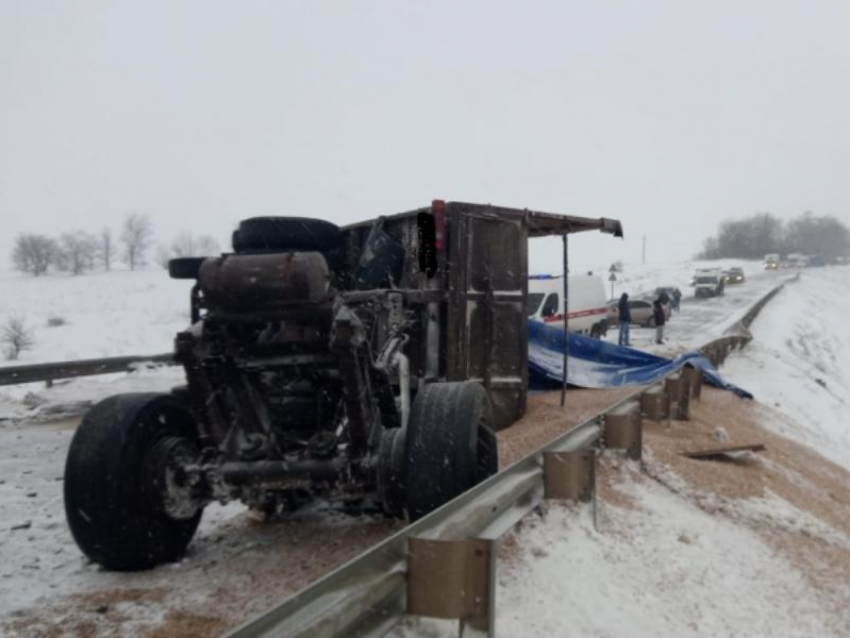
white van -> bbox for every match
[693,268,725,298]
[527,274,609,338]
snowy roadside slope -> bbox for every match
[399,463,845,638]
[0,269,192,366]
[723,266,850,470]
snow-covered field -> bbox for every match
[0,269,193,366]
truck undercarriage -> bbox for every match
[63,202,622,570]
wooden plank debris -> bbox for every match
[681,443,766,460]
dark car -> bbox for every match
[723,267,745,284]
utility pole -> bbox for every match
[642,235,646,265]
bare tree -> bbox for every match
[56,231,98,275]
[99,227,114,271]
[785,211,850,260]
[120,213,154,271]
[155,232,222,268]
[700,210,850,261]
[195,234,221,255]
[1,314,34,361]
[12,234,57,276]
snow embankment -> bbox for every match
[400,458,846,638]
[724,265,850,470]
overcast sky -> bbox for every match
[2,1,849,274]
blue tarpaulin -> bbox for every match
[528,320,753,398]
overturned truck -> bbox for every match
[64,201,623,570]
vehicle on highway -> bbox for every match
[527,273,609,338]
[723,267,745,284]
[764,253,781,270]
[607,297,670,327]
[693,268,725,298]
[654,286,682,301]
[784,253,808,268]
[63,200,623,570]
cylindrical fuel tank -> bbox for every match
[199,252,331,312]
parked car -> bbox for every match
[528,273,609,338]
[607,298,670,327]
[723,267,745,284]
[654,286,682,301]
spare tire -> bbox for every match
[168,257,205,280]
[233,217,341,253]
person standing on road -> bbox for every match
[617,292,631,346]
[672,288,682,312]
[653,297,666,344]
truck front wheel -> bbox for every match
[64,393,204,571]
[403,382,498,520]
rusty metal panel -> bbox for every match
[604,401,643,460]
[445,205,528,430]
[641,385,666,421]
[543,450,596,502]
[690,366,704,400]
[664,373,681,422]
[407,537,494,631]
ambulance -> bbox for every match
[527,274,609,338]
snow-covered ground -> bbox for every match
[2,261,845,637]
[723,266,850,470]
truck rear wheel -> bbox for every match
[403,382,498,520]
[64,393,204,571]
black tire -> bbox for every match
[168,257,206,280]
[233,217,341,253]
[64,393,203,571]
[646,316,656,328]
[404,382,498,521]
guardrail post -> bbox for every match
[719,341,729,364]
[543,449,596,501]
[603,401,642,460]
[641,385,666,421]
[664,372,683,422]
[691,365,703,400]
[407,537,496,638]
[677,370,692,419]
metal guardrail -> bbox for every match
[226,277,795,638]
[0,353,176,387]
